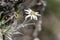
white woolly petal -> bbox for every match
[24,10,29,12]
[35,12,39,14]
[25,11,30,14]
[32,15,38,20]
[25,15,31,20]
[32,15,36,20]
[25,8,32,14]
[30,16,33,20]
[35,13,41,16]
[25,12,29,14]
[29,10,32,14]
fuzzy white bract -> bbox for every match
[24,8,41,20]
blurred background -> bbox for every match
[40,0,60,40]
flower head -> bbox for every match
[24,8,41,20]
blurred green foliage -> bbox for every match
[42,0,60,37]
[44,0,60,17]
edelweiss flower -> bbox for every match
[24,8,41,20]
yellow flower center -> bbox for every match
[30,11,35,15]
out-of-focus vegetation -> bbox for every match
[44,0,60,17]
[41,0,60,40]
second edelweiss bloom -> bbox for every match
[24,8,41,20]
